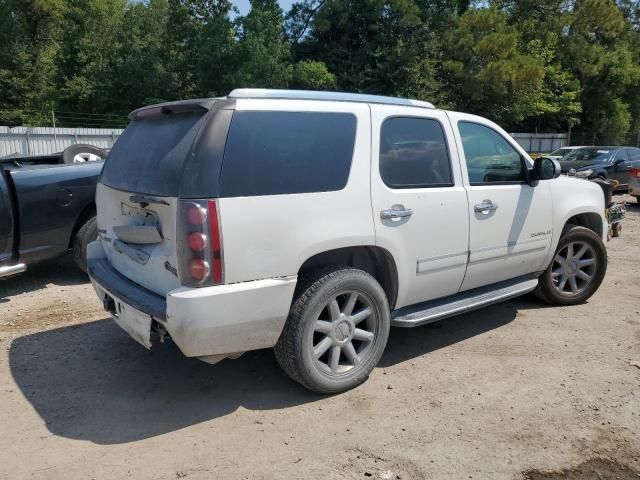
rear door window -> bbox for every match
[101,112,207,196]
[379,117,452,188]
[220,111,357,197]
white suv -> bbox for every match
[88,89,608,393]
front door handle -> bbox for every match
[474,199,499,213]
[380,206,413,220]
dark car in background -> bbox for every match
[559,146,640,190]
[0,145,105,279]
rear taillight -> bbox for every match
[631,168,640,179]
[178,199,223,286]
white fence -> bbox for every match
[1,125,567,158]
[510,132,569,153]
[0,126,123,157]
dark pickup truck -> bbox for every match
[0,148,104,279]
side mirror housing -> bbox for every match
[533,157,561,181]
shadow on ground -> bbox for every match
[523,458,640,480]
[0,256,88,302]
[9,295,537,445]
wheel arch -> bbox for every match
[297,246,399,310]
[68,201,96,249]
[563,211,604,239]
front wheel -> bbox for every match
[536,225,607,305]
[275,268,390,394]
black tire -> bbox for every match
[535,225,607,306]
[72,216,98,273]
[61,144,107,164]
[275,267,390,394]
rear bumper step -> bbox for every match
[391,275,539,327]
[88,257,166,320]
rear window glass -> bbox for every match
[220,111,357,197]
[100,112,207,196]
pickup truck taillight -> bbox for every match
[631,167,640,179]
[177,199,223,286]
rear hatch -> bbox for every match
[97,100,228,296]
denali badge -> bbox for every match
[531,230,551,238]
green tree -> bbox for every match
[443,7,546,125]
[55,0,128,113]
[296,0,448,103]
[290,60,336,89]
[0,0,64,125]
[564,0,640,143]
[224,0,293,88]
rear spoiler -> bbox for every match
[128,98,220,121]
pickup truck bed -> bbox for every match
[1,158,102,277]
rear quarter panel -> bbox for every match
[9,162,102,263]
[218,100,374,283]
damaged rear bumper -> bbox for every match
[87,241,297,360]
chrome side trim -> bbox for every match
[416,250,468,274]
[391,277,538,327]
[417,250,468,264]
[473,236,549,254]
[468,245,547,265]
[0,264,27,279]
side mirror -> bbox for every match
[533,157,561,181]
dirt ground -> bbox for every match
[1,196,639,480]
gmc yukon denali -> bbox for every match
[88,89,608,393]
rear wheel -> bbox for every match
[72,216,98,274]
[536,225,607,305]
[275,268,390,394]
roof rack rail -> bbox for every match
[228,89,435,109]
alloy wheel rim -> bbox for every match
[311,291,377,375]
[551,241,597,296]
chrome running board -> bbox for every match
[391,276,539,328]
[0,263,26,279]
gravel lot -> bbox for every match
[1,196,639,480]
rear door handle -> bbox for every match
[474,200,498,213]
[380,206,413,220]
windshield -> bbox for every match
[560,147,612,163]
[549,147,572,157]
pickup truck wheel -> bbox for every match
[72,216,97,274]
[536,226,607,306]
[275,268,390,394]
